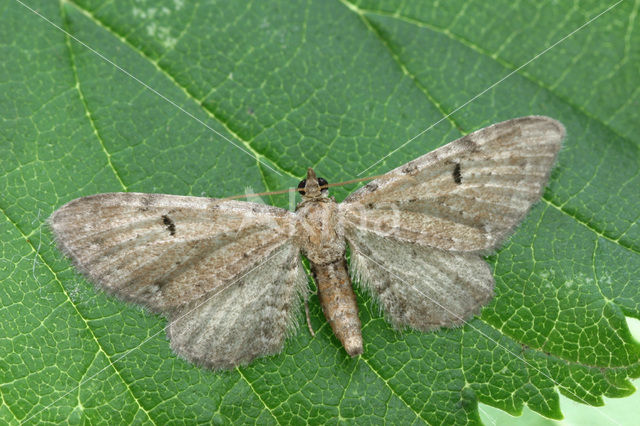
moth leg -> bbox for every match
[304,293,315,337]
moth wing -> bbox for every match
[49,192,300,312]
[50,192,309,368]
[341,116,565,253]
[340,116,563,329]
[346,229,493,330]
[167,243,307,369]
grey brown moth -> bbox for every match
[49,115,565,369]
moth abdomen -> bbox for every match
[312,257,363,357]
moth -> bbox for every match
[49,116,564,369]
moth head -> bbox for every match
[298,168,328,199]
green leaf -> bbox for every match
[1,0,638,424]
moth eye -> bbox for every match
[297,179,307,195]
[318,177,329,191]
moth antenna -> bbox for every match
[325,173,387,188]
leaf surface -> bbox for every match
[1,0,638,424]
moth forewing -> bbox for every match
[230,198,298,240]
[341,116,564,253]
[338,199,405,240]
[49,193,298,309]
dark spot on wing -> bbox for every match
[153,278,168,290]
[364,182,378,193]
[140,194,153,212]
[162,214,176,236]
[459,136,479,152]
[453,163,462,184]
[402,162,418,175]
